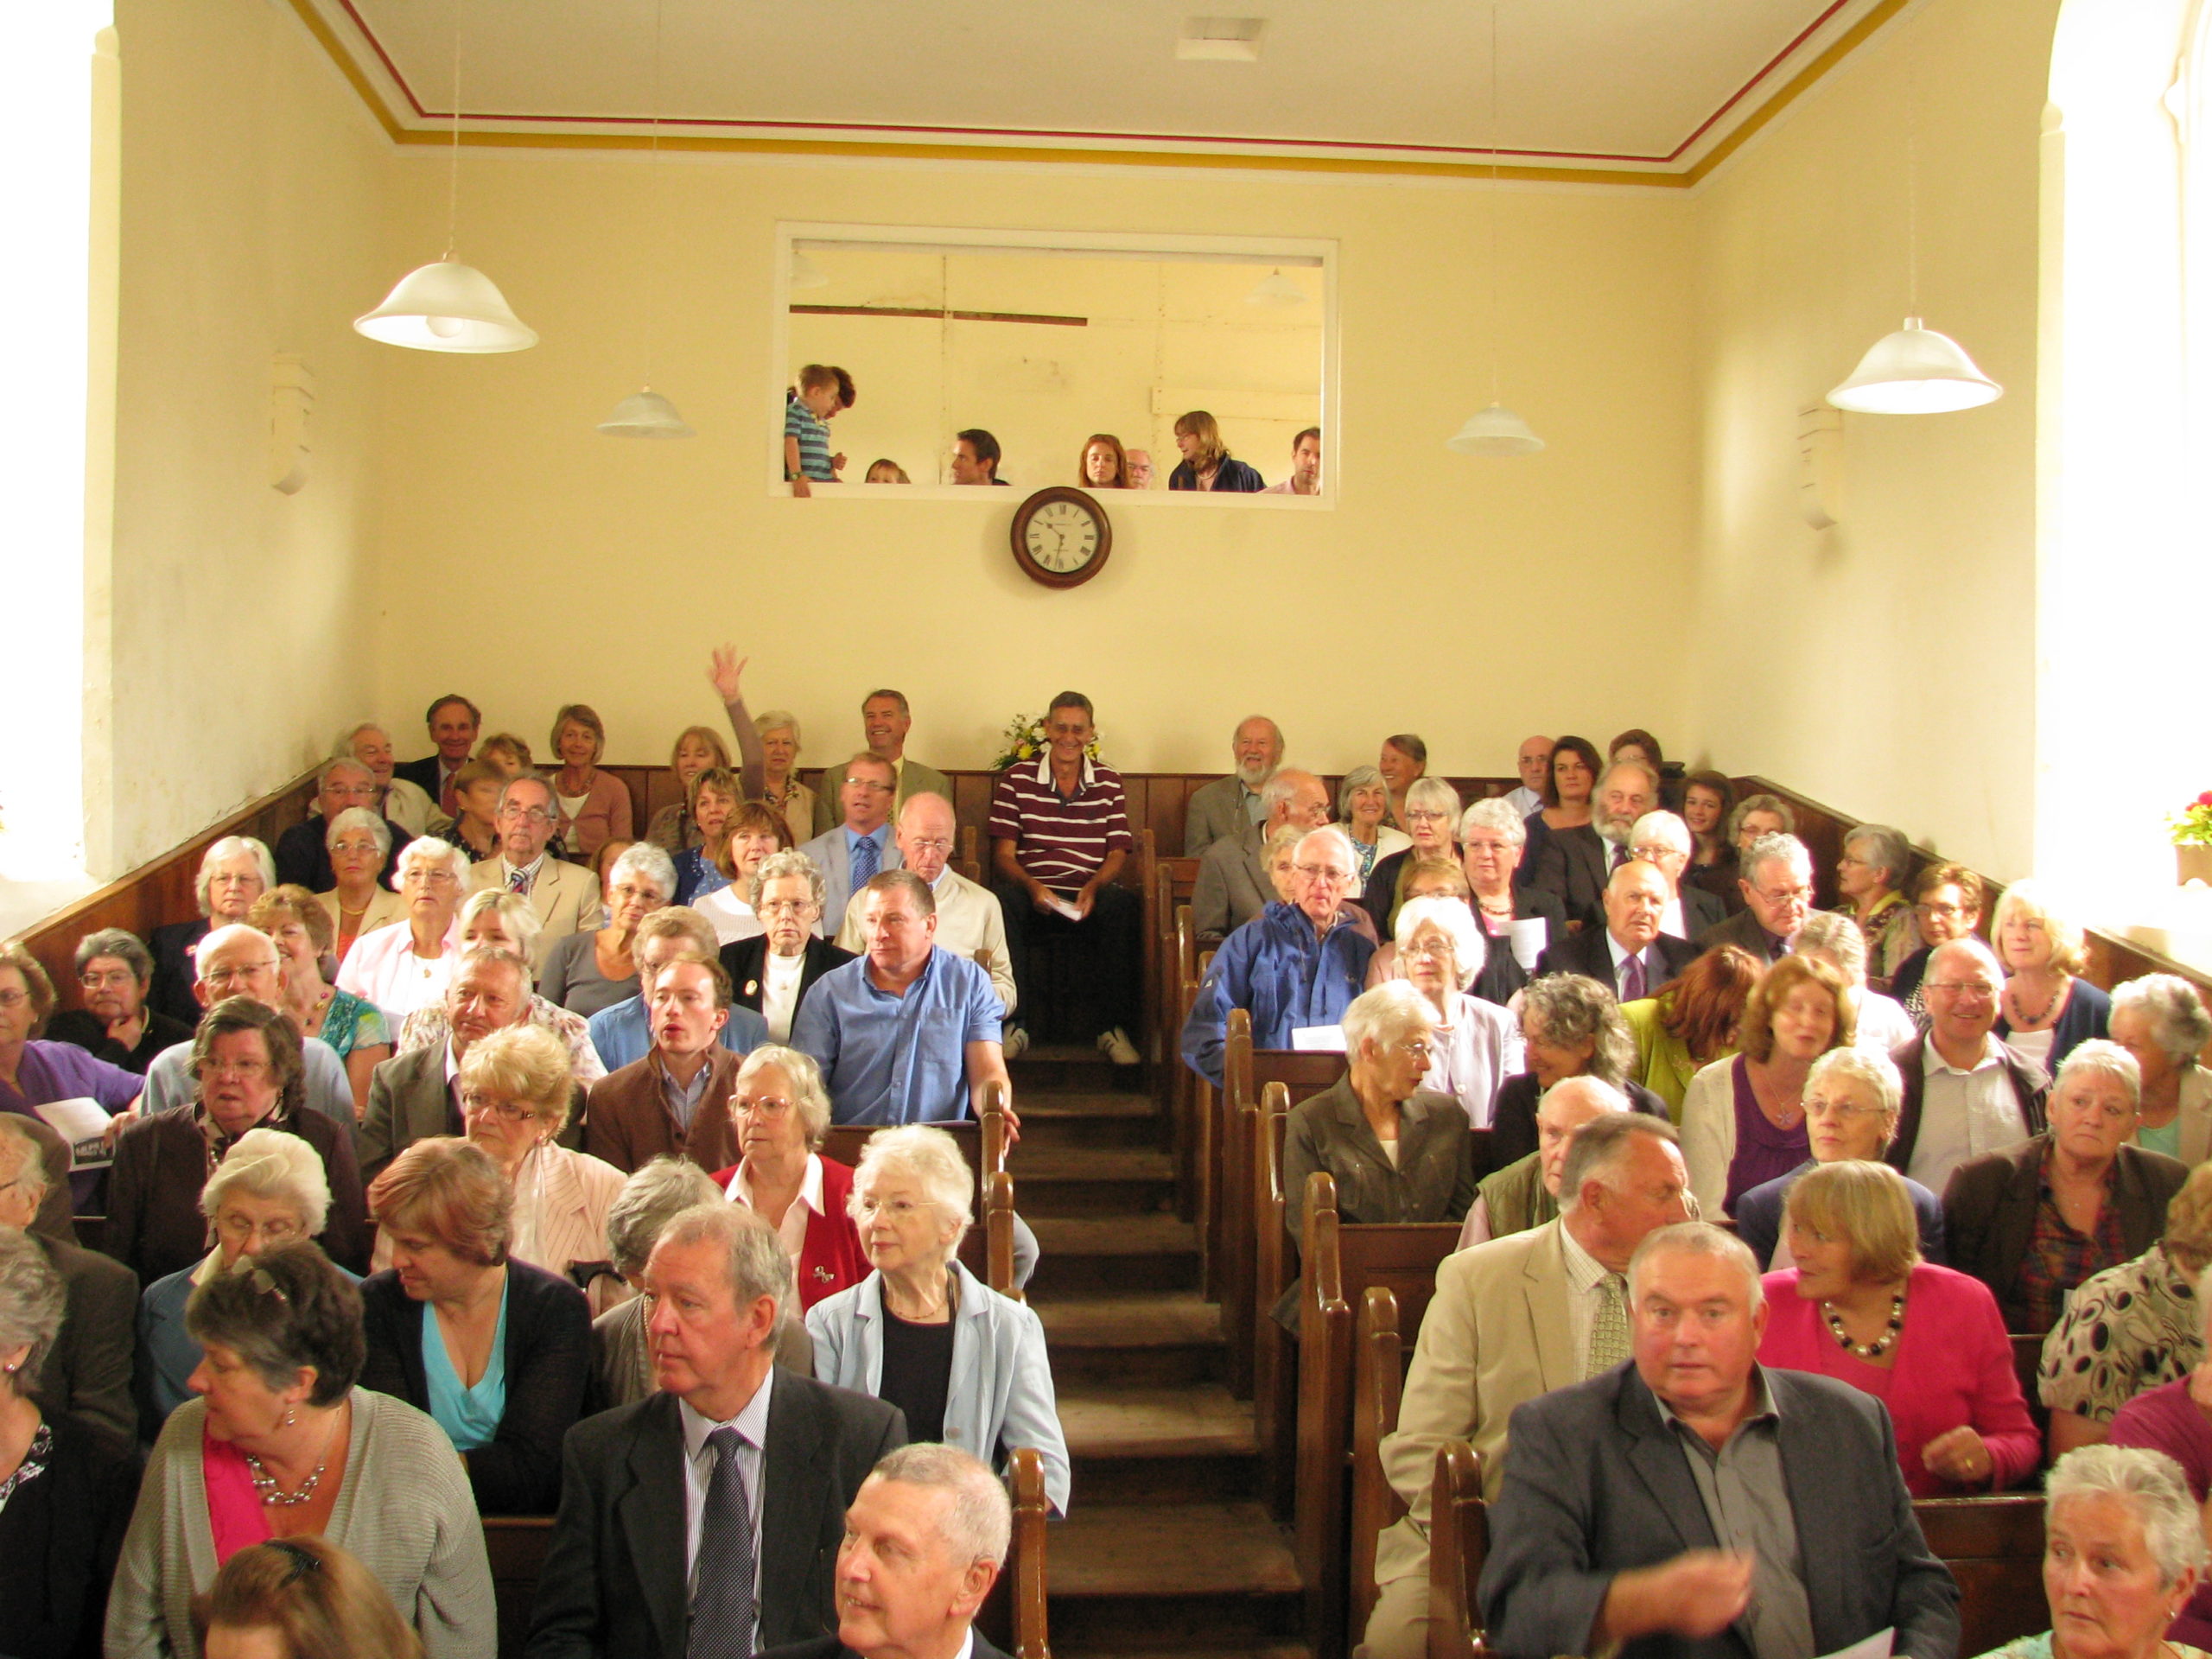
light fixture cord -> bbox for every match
[643,0,665,386]
[1488,0,1502,404]
[444,9,461,261]
[1905,20,1920,316]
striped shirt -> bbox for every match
[988,753,1133,891]
[784,394,834,480]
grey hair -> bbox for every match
[1726,793,1797,843]
[195,836,276,914]
[0,1229,67,1394]
[1537,1076,1630,1124]
[2056,1039,2143,1111]
[1628,1220,1764,1312]
[1843,823,1913,889]
[395,836,471,888]
[459,887,544,958]
[1458,797,1529,847]
[2112,976,2212,1067]
[748,849,826,912]
[654,1201,795,1325]
[200,1126,333,1236]
[1338,764,1384,820]
[852,1125,974,1250]
[734,1045,833,1150]
[1522,974,1635,1084]
[1295,825,1357,874]
[609,841,678,902]
[1395,896,1486,988]
[753,709,804,749]
[73,926,153,985]
[0,1117,50,1204]
[323,805,393,860]
[1405,777,1463,821]
[606,1157,721,1281]
[2047,1445,2209,1589]
[1265,823,1306,867]
[496,770,555,814]
[195,923,278,980]
[315,755,375,792]
[1341,981,1434,1055]
[334,721,391,757]
[1805,1046,1904,1125]
[1743,832,1813,887]
[1630,811,1692,858]
[1260,770,1309,812]
[1558,1111,1679,1214]
[1600,760,1661,801]
[869,1443,1014,1568]
[1792,912,1867,983]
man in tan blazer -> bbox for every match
[467,772,605,973]
[811,689,952,835]
[1363,1105,1694,1659]
[584,955,744,1174]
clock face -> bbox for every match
[1023,499,1100,575]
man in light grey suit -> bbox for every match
[1181,715,1285,858]
[812,690,952,836]
[1192,767,1330,941]
[360,945,539,1179]
[1478,1222,1960,1659]
[1363,1109,1692,1659]
[467,772,607,972]
[799,753,906,938]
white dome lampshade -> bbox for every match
[1827,316,2001,413]
[354,260,538,353]
[1245,268,1309,308]
[790,251,830,291]
[1446,402,1545,457]
[597,387,695,439]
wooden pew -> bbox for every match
[1352,1286,1407,1639]
[976,1445,1053,1659]
[1914,1494,2047,1656]
[818,1092,1019,1295]
[1220,1010,1257,1395]
[484,1515,554,1659]
[1252,1081,1296,1516]
[1426,1440,1489,1659]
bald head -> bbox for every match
[1603,857,1669,953]
[896,792,958,884]
[1262,769,1331,835]
[1516,736,1554,795]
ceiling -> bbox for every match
[299,0,1907,186]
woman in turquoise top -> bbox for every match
[253,886,392,1122]
[2111,974,2212,1166]
[358,1137,591,1514]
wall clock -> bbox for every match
[1010,486,1111,589]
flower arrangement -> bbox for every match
[2171,791,2212,847]
[989,712,1102,772]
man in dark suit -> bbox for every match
[361,945,540,1179]
[1192,767,1329,941]
[271,756,411,892]
[1533,760,1660,931]
[393,691,482,819]
[528,1202,906,1659]
[1478,1221,1959,1659]
[1538,861,1698,1004]
[1695,833,1816,966]
[760,1444,1014,1659]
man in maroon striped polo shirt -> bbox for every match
[987,692,1142,1065]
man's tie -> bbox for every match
[507,864,531,896]
[1610,842,1630,871]
[1587,1272,1630,1377]
[690,1426,758,1659]
[440,772,458,818]
[850,833,880,891]
[1620,952,1646,1003]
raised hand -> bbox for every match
[708,645,748,704]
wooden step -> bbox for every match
[1011,1046,1141,1093]
[1039,1292,1224,1387]
[1027,1215,1199,1294]
[1046,1501,1302,1649]
[1012,1147,1178,1216]
[1012,1092,1168,1151]
[1060,1381,1260,1504]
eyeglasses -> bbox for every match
[79,968,137,989]
[758,899,815,918]
[1629,844,1677,862]
[1387,1039,1434,1061]
[199,1058,271,1079]
[499,805,556,823]
[1402,942,1453,962]
[1293,863,1353,885]
[608,883,667,905]
[735,1094,797,1117]
[217,1212,303,1245]
[854,1196,931,1219]
[202,962,277,985]
[460,1090,537,1123]
[902,838,953,857]
[1804,1098,1886,1120]
[1406,810,1453,826]
[845,780,894,795]
[0,989,31,1010]
[1916,901,1968,919]
[1752,884,1813,906]
[1926,981,1998,1001]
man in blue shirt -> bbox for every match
[793,871,1012,1129]
[587,906,766,1072]
[798,754,906,937]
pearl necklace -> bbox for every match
[245,1410,341,1507]
[1821,1288,1907,1359]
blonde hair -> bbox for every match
[1783,1160,1921,1284]
[2163,1161,2212,1274]
[458,1024,575,1134]
[365,1137,512,1267]
[1993,878,2088,977]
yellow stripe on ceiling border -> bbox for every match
[287,0,1904,192]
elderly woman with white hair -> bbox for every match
[711,1045,868,1309]
[1338,765,1413,887]
[1969,1445,2210,1659]
[1993,879,2112,1072]
[807,1125,1071,1513]
[1392,897,1520,1128]
[315,806,404,967]
[539,841,678,1018]
[136,1126,342,1438]
[1362,776,1464,938]
[149,834,275,1024]
[0,1230,139,1658]
[1947,1039,2190,1335]
[1834,823,1917,990]
[1733,1046,1946,1270]
[336,836,473,1019]
[2109,974,2212,1164]
[1457,797,1567,1004]
[722,849,856,1042]
[1795,912,1920,1056]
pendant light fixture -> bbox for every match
[1244,267,1308,308]
[789,251,831,291]
[1827,23,1999,414]
[598,0,693,437]
[1447,2,1543,457]
[355,7,536,353]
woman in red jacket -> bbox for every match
[712,1044,867,1309]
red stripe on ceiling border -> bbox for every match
[330,0,1863,168]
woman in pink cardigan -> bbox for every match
[1758,1159,2040,1497]
[548,702,632,861]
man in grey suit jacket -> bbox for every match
[1192,767,1329,940]
[528,1203,906,1659]
[360,945,540,1179]
[1181,715,1285,857]
[1364,1112,1692,1659]
[1478,1222,1959,1659]
[800,753,906,938]
[811,690,951,836]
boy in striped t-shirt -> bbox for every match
[784,364,845,496]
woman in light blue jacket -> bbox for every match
[805,1125,1071,1513]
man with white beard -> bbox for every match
[1181,715,1286,858]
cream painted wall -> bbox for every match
[101,0,389,873]
[1689,0,2060,878]
[367,155,1698,778]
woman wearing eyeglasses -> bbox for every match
[1360,777,1463,938]
[711,1046,868,1311]
[0,943,145,1212]
[721,851,855,1043]
[334,839,472,1021]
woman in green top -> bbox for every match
[252,886,390,1122]
[1617,944,1760,1120]
[2110,974,2212,1166]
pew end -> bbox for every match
[1425,1440,1488,1659]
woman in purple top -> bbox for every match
[1680,953,1855,1215]
[2108,1340,2212,1650]
[0,943,144,1208]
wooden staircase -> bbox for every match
[1014,1047,1307,1659]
